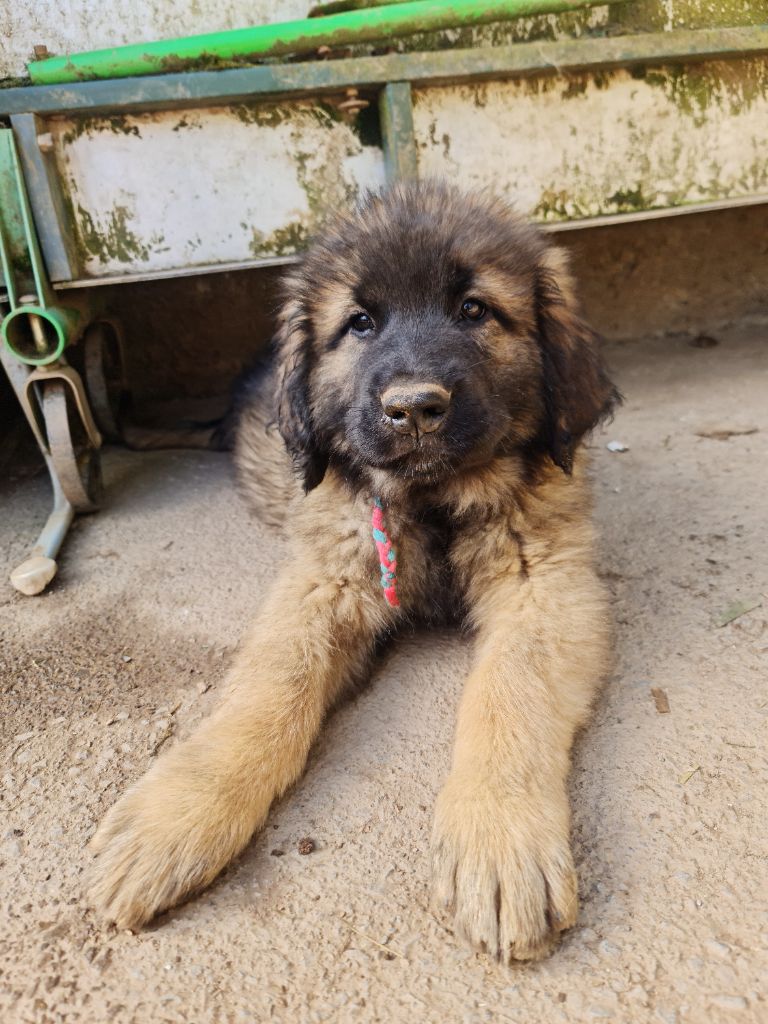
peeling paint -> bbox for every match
[49,99,385,275]
[77,203,150,264]
[642,57,768,124]
[62,115,141,145]
[412,61,768,222]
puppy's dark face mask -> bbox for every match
[310,263,543,484]
[273,183,619,492]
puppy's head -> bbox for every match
[274,181,618,491]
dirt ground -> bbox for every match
[1,324,766,1024]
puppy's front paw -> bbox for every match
[88,751,259,929]
[431,777,578,962]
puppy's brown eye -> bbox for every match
[461,299,486,321]
[350,312,374,334]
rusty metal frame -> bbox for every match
[1,24,767,288]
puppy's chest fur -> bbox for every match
[409,505,466,625]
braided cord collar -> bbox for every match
[371,498,399,607]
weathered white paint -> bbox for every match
[51,104,385,277]
[412,63,768,221]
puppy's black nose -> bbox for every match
[381,383,451,436]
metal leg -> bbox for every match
[1,346,103,594]
[9,456,74,595]
[38,375,102,513]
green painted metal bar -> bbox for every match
[380,81,418,182]
[0,128,80,364]
[28,0,627,85]
[0,132,28,306]
[0,215,18,308]
[10,114,79,283]
[1,125,54,307]
[2,26,766,118]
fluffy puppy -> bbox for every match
[88,181,619,962]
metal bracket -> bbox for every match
[25,363,103,450]
[1,126,105,594]
[379,82,418,183]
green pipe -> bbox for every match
[2,305,79,366]
[29,0,627,85]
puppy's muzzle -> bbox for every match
[381,383,452,437]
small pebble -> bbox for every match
[298,837,315,855]
[122,655,132,663]
[705,939,731,958]
[606,440,629,453]
[15,731,35,742]
[270,849,285,857]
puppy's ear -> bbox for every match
[536,247,620,473]
[274,298,328,492]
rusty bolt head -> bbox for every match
[337,88,370,120]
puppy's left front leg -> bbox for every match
[432,559,610,961]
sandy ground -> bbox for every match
[1,326,766,1024]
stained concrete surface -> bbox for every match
[1,324,767,1023]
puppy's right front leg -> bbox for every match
[88,559,390,929]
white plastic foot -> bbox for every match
[10,556,58,596]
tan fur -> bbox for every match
[88,183,615,963]
[89,453,609,957]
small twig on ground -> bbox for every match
[339,917,406,959]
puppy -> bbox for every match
[89,181,619,962]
